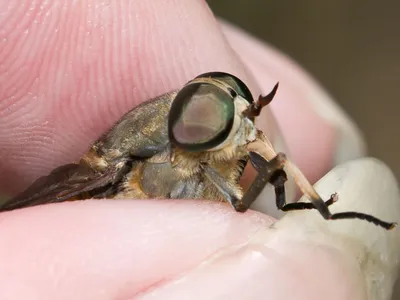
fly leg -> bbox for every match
[269,169,337,211]
[242,151,337,212]
[203,165,243,209]
[244,130,396,230]
[204,156,282,212]
[236,152,285,212]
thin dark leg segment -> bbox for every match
[269,163,395,229]
[238,153,286,212]
[247,150,396,230]
[330,212,395,230]
[278,194,337,211]
[268,169,287,209]
[269,169,337,211]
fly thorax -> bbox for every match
[169,148,204,177]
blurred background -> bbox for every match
[209,0,400,181]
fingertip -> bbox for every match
[139,228,366,300]
[271,157,400,300]
[0,199,273,299]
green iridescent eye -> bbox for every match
[195,72,254,104]
[168,82,235,152]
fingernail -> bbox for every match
[136,242,363,300]
[136,157,400,299]
[268,157,400,300]
[136,244,275,299]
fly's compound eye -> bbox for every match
[168,82,235,152]
[195,72,254,104]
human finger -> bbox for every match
[137,158,400,300]
[1,159,397,299]
[0,0,262,194]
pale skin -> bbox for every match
[1,1,399,299]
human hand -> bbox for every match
[0,1,399,299]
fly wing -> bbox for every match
[0,162,121,212]
[95,92,177,160]
[1,93,177,212]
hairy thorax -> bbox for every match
[116,143,248,202]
